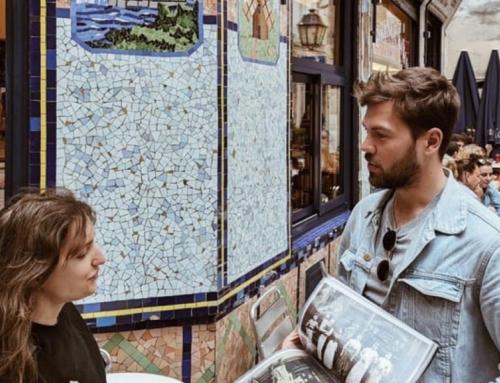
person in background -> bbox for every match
[442,156,458,179]
[442,141,460,179]
[456,143,486,160]
[455,156,482,200]
[445,141,460,159]
[0,188,107,383]
[321,129,340,201]
[449,133,467,151]
[283,67,500,382]
[477,156,500,215]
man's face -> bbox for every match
[479,164,494,189]
[361,101,422,189]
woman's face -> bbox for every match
[39,220,106,304]
[465,165,481,191]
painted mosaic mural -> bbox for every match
[238,0,280,63]
[71,0,203,56]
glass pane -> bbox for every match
[372,3,412,72]
[291,81,315,214]
[292,0,341,65]
[321,85,342,204]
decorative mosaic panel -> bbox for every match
[71,0,203,56]
[238,0,280,64]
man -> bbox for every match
[478,157,500,215]
[283,67,500,382]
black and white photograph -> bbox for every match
[237,276,437,383]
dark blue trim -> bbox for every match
[79,214,348,331]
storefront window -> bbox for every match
[291,0,355,234]
[291,76,344,218]
[321,85,341,204]
[292,0,341,65]
[291,80,314,214]
[372,2,412,72]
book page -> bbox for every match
[237,349,342,383]
[297,276,437,383]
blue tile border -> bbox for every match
[78,213,349,332]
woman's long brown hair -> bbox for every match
[0,188,95,383]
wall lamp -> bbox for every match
[297,9,328,50]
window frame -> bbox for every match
[5,0,30,199]
[290,0,357,237]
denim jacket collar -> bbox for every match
[367,168,466,236]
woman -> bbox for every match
[0,189,107,383]
[456,155,482,200]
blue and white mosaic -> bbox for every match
[57,16,219,303]
[226,29,288,282]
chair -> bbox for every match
[100,348,112,373]
[249,285,294,359]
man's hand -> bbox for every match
[281,327,303,350]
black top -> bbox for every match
[32,302,106,383]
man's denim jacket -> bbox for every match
[337,171,500,383]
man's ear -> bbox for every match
[425,128,443,153]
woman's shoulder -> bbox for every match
[61,302,91,333]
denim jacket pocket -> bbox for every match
[339,249,371,294]
[397,275,464,347]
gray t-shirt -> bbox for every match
[364,192,441,306]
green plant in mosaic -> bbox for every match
[86,2,199,53]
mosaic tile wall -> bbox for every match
[89,238,342,382]
[226,28,288,282]
[25,0,350,381]
[56,13,220,303]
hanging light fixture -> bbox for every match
[297,9,327,50]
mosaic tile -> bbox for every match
[56,16,219,304]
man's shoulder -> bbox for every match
[353,189,390,211]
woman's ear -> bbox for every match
[464,171,472,186]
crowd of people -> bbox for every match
[443,133,500,215]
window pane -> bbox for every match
[291,81,315,214]
[292,0,341,65]
[372,3,412,72]
[321,85,342,203]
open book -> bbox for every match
[236,275,438,383]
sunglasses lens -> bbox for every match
[382,230,397,252]
[377,260,390,282]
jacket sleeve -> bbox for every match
[478,240,500,353]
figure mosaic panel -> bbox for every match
[237,0,280,64]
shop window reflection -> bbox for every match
[291,79,343,214]
[372,2,412,72]
[320,85,341,204]
[292,0,341,65]
[291,81,314,213]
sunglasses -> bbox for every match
[477,157,493,165]
[376,229,397,282]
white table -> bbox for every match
[107,373,183,383]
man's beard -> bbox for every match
[366,145,421,189]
